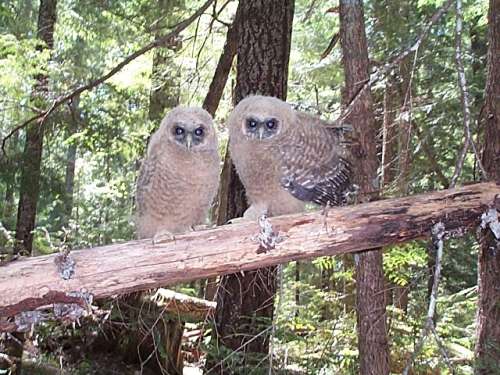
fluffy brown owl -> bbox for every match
[228,95,352,219]
[136,107,220,238]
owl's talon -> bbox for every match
[227,217,247,225]
[190,224,211,231]
[152,230,176,245]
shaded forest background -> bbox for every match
[0,0,498,374]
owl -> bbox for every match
[228,95,352,219]
[136,106,220,239]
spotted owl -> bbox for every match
[136,107,220,239]
[228,95,352,219]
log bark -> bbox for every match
[0,182,498,329]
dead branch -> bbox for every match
[0,182,497,328]
[403,223,455,374]
[0,0,215,158]
[202,1,240,116]
[320,32,339,61]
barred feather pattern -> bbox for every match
[228,95,353,219]
[278,117,353,206]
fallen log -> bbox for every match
[150,288,216,321]
[0,182,498,326]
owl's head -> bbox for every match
[228,96,295,142]
[152,107,218,154]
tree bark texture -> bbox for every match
[209,1,294,373]
[14,0,57,256]
[339,1,390,374]
[0,182,498,329]
[475,0,500,372]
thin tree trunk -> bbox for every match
[14,0,57,256]
[295,261,300,318]
[2,183,15,231]
[381,74,399,192]
[397,56,413,196]
[61,95,80,230]
[207,1,294,373]
[1,2,57,373]
[474,0,500,372]
[202,5,239,117]
[1,133,18,231]
[339,1,390,374]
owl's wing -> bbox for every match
[279,118,353,206]
[135,156,157,216]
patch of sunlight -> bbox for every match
[108,53,152,90]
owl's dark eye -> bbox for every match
[247,119,258,128]
[194,127,204,136]
[174,126,184,135]
[266,120,276,129]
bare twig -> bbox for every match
[403,223,455,374]
[431,325,455,372]
[1,0,215,158]
[320,32,339,60]
[450,0,488,186]
[302,0,320,22]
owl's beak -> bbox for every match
[186,134,193,150]
[258,126,264,140]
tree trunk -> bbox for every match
[295,261,300,318]
[14,0,57,256]
[1,1,57,373]
[2,182,15,231]
[202,5,239,117]
[396,56,413,196]
[474,0,500,372]
[1,133,19,231]
[381,73,399,192]
[207,1,294,373]
[339,1,390,374]
[60,95,80,230]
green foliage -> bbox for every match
[384,242,428,287]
